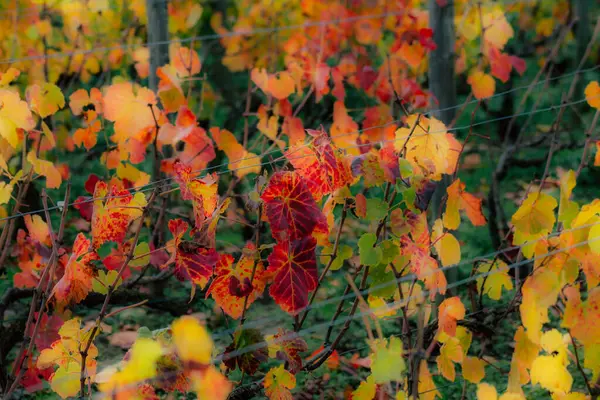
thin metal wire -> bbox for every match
[40,233,595,399]
[1,89,597,224]
[0,10,413,64]
[215,234,600,364]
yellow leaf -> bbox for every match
[0,181,14,205]
[558,170,578,225]
[211,127,261,179]
[477,383,498,400]
[370,337,406,383]
[171,316,213,365]
[352,375,376,400]
[432,219,461,267]
[463,357,486,383]
[436,336,463,381]
[551,393,589,400]
[482,7,514,49]
[0,68,20,87]
[588,224,600,254]
[512,192,557,236]
[512,192,557,257]
[394,115,457,180]
[443,179,486,229]
[468,70,496,99]
[368,296,396,319]
[41,120,56,148]
[50,362,82,399]
[27,150,62,189]
[26,83,66,118]
[477,260,513,300]
[116,163,151,188]
[540,329,569,366]
[264,365,296,400]
[24,214,49,245]
[0,89,35,148]
[418,360,440,400]
[98,338,163,397]
[531,355,572,394]
[585,81,600,109]
[584,343,600,382]
[456,326,473,356]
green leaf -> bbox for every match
[358,233,382,266]
[330,245,352,271]
[371,337,406,384]
[397,158,413,179]
[366,198,388,221]
[398,186,416,210]
[97,241,118,259]
[92,270,123,294]
[130,242,150,267]
[137,326,152,339]
[369,264,396,298]
[379,240,399,264]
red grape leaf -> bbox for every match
[285,133,353,200]
[166,219,219,294]
[91,181,147,249]
[173,161,218,228]
[267,236,318,315]
[267,328,308,373]
[224,328,268,375]
[261,171,327,241]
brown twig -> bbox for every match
[569,333,594,395]
[297,199,349,330]
[0,170,35,272]
[5,183,70,398]
[104,300,149,320]
[307,185,395,370]
[239,202,262,325]
[576,109,600,178]
[78,189,157,397]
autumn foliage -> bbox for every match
[1,0,600,399]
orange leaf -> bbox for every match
[585,81,600,109]
[438,296,465,337]
[173,161,218,228]
[103,82,158,143]
[330,101,359,155]
[285,134,353,201]
[264,365,296,400]
[24,214,50,246]
[27,151,62,189]
[170,45,201,77]
[468,70,495,99]
[91,181,146,249]
[251,68,296,100]
[210,127,261,178]
[52,233,99,305]
[443,179,486,230]
[206,244,268,319]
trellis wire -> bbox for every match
[19,232,600,397]
[2,89,598,224]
